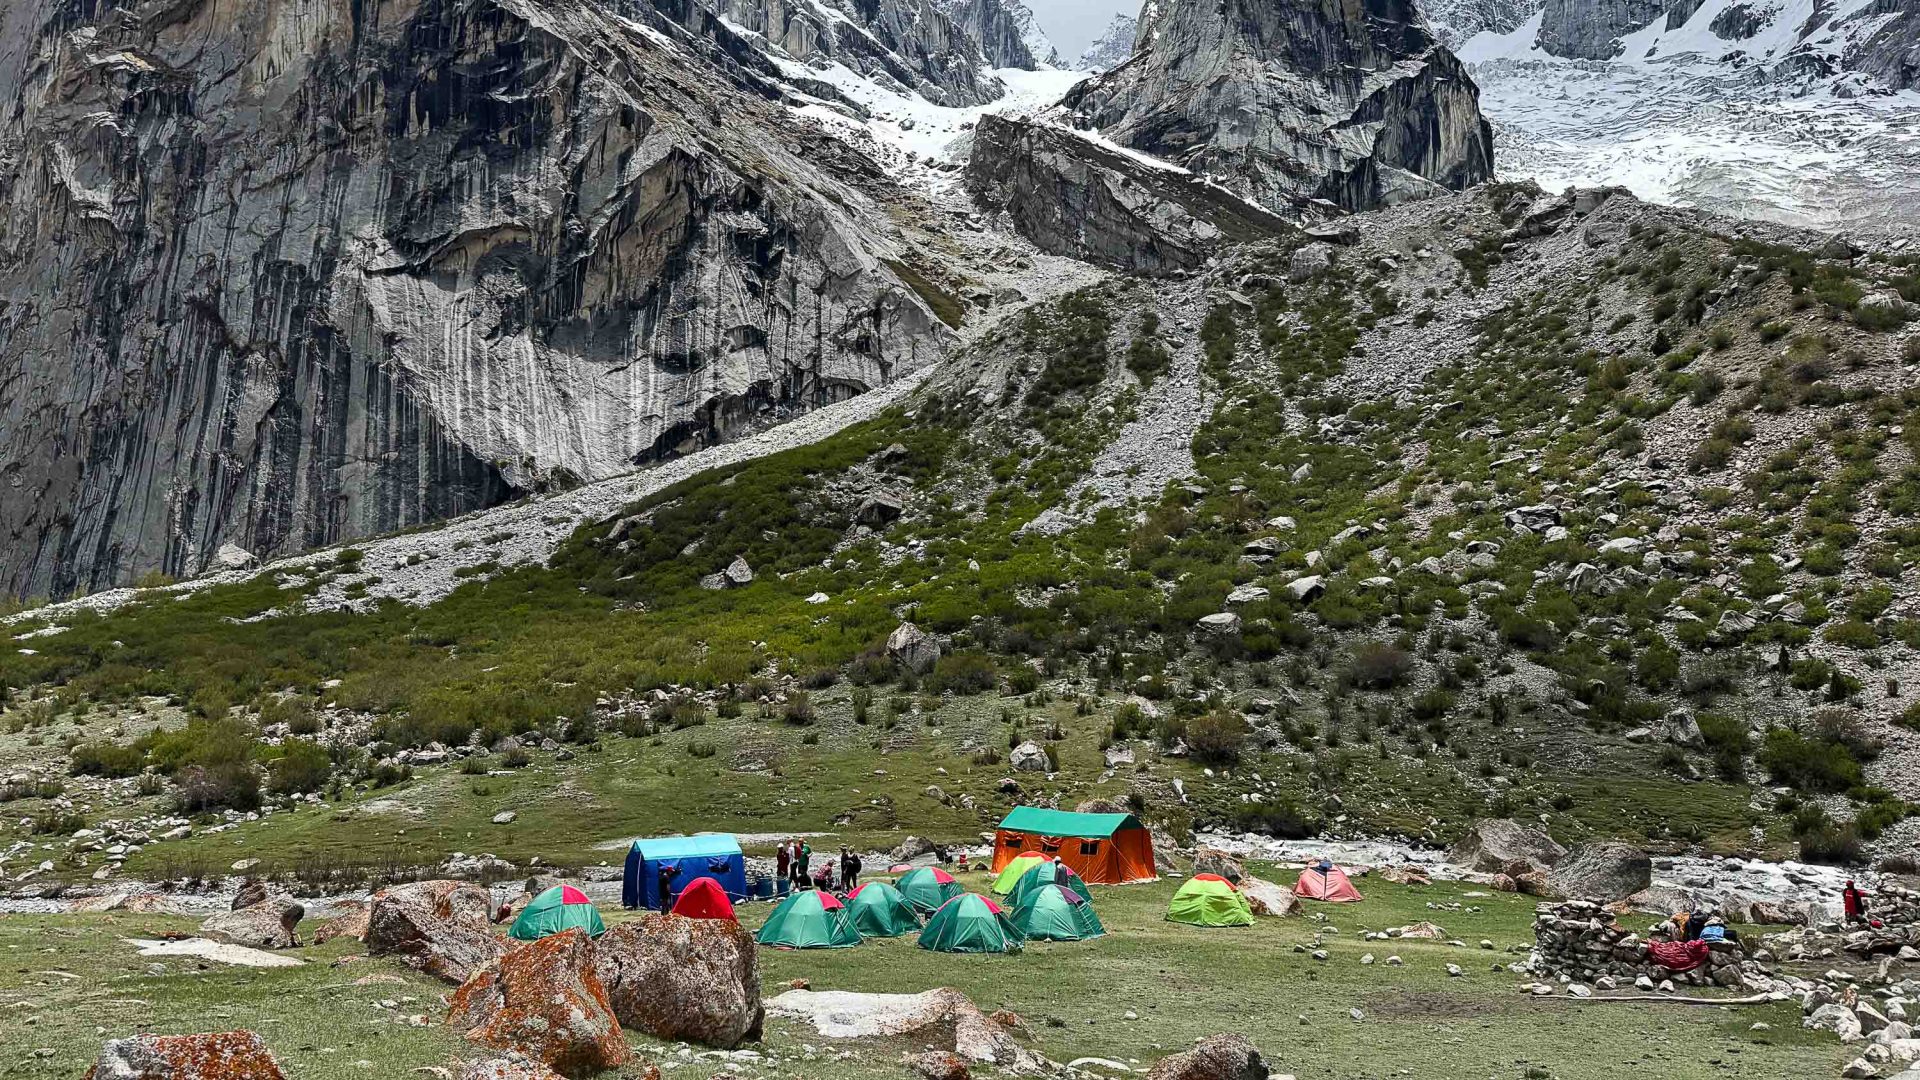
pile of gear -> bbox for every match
[1525,900,1755,988]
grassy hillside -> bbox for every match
[4,186,1920,880]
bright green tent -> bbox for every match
[1166,874,1253,927]
[990,852,1053,894]
[917,893,1023,954]
[757,889,861,949]
[1012,883,1106,942]
[896,866,964,915]
[1007,859,1092,912]
[846,882,920,938]
[508,884,606,941]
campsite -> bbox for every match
[0,841,1855,1080]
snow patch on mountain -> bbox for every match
[783,61,1092,190]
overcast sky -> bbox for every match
[1030,0,1136,58]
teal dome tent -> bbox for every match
[508,884,606,941]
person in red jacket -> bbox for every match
[1843,880,1868,922]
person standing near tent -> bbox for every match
[776,841,791,894]
[1844,880,1869,923]
[796,841,813,889]
[656,862,680,914]
[841,847,862,891]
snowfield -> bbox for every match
[1456,0,1920,234]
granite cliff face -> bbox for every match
[1060,0,1496,215]
[0,0,948,597]
[934,0,1055,70]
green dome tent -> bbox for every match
[1012,882,1106,942]
[1166,874,1254,927]
[757,889,861,949]
[918,893,1023,954]
[990,851,1053,894]
[1007,859,1092,912]
[508,884,606,942]
[896,866,964,915]
[846,881,920,938]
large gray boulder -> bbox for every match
[1449,819,1567,874]
[199,896,304,950]
[593,914,764,1049]
[887,622,943,674]
[1547,841,1652,901]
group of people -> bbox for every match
[772,840,864,894]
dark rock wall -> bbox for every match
[0,0,944,597]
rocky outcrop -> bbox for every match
[1060,0,1494,215]
[1844,2,1920,91]
[593,914,764,1049]
[83,1031,288,1080]
[1537,0,1667,59]
[965,114,1295,274]
[1420,0,1538,48]
[448,930,628,1078]
[0,0,946,598]
[1075,14,1139,71]
[934,0,1054,70]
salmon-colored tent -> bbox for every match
[670,876,738,920]
[1294,863,1364,902]
[989,808,1156,885]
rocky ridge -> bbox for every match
[1060,0,1496,215]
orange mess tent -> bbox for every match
[1294,862,1364,902]
[670,876,738,920]
[990,807,1156,886]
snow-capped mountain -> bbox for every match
[1075,14,1140,70]
[1432,0,1920,232]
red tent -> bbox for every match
[670,876,739,920]
[1294,864,1364,902]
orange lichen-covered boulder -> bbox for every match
[593,913,763,1049]
[447,929,627,1079]
[1145,1033,1270,1080]
[82,1031,287,1080]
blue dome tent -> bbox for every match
[622,833,747,910]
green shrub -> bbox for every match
[1345,641,1414,688]
[1185,709,1248,767]
[1757,727,1862,792]
[267,739,332,795]
[1824,620,1880,649]
[928,652,998,695]
[69,741,145,778]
